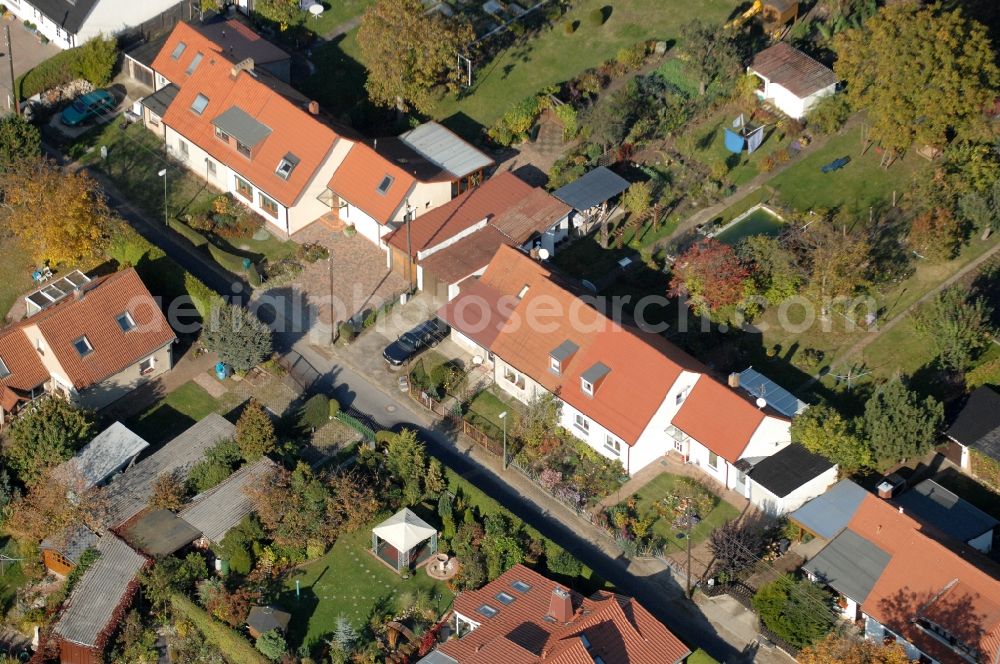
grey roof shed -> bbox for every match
[399,121,493,179]
[552,167,630,211]
[180,457,278,544]
[802,529,890,603]
[58,422,149,490]
[894,479,998,544]
[789,479,868,539]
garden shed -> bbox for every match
[748,43,837,119]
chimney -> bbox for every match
[727,372,740,388]
[898,506,904,515]
[547,587,572,623]
[230,57,254,78]
[308,100,320,115]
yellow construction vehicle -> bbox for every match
[725,0,798,36]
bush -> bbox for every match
[806,94,851,135]
[487,95,542,146]
[337,321,356,344]
[299,394,331,431]
[553,103,578,140]
[207,242,250,275]
[169,218,209,248]
[328,397,341,419]
[546,543,582,577]
[752,575,835,648]
[564,20,577,35]
[256,629,286,661]
[170,594,268,664]
[17,34,118,100]
[616,43,646,70]
[184,273,223,321]
[589,8,606,26]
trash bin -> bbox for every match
[215,362,229,380]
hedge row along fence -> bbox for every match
[16,35,118,100]
[170,594,268,664]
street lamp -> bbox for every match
[498,411,508,470]
[157,169,167,227]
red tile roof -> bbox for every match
[0,327,49,411]
[471,246,701,445]
[196,20,289,66]
[161,51,340,208]
[27,269,175,390]
[439,564,689,664]
[419,226,513,286]
[750,42,837,98]
[846,495,1000,664]
[436,277,510,350]
[671,377,768,463]
[384,172,567,257]
[327,142,416,225]
[151,21,220,89]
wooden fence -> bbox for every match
[408,384,504,457]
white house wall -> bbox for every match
[742,415,792,460]
[799,84,837,117]
[751,72,836,120]
[287,138,352,235]
[76,0,181,43]
[340,203,388,246]
[749,464,838,516]
[7,2,76,48]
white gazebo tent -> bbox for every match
[371,508,438,574]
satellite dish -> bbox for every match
[538,248,550,260]
[755,397,767,409]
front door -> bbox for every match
[734,470,748,497]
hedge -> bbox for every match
[168,218,209,249]
[16,35,118,100]
[170,594,268,664]
[207,242,249,275]
[184,272,224,321]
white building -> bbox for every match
[748,42,837,119]
[6,0,186,49]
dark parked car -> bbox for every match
[383,318,450,367]
[60,89,116,127]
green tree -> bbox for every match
[255,629,287,661]
[330,615,357,653]
[140,555,208,615]
[794,219,870,320]
[214,515,265,576]
[959,176,1000,235]
[907,207,964,261]
[358,0,475,113]
[545,543,582,578]
[805,94,851,134]
[4,399,93,486]
[384,428,429,504]
[752,575,835,648]
[253,0,301,30]
[0,115,40,171]
[833,3,999,151]
[481,513,524,580]
[424,458,446,497]
[791,404,872,470]
[679,19,740,96]
[77,35,119,86]
[737,235,802,305]
[202,304,272,372]
[863,377,943,465]
[913,287,993,372]
[187,438,242,494]
[236,398,277,462]
[622,181,653,216]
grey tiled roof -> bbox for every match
[52,534,146,647]
[802,529,890,603]
[179,457,278,544]
[58,422,149,490]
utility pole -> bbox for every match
[404,201,414,287]
[4,24,17,115]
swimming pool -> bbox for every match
[714,204,785,245]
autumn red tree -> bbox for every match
[669,239,750,316]
[908,207,964,261]
[798,633,913,663]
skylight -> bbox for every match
[73,336,93,357]
[476,604,497,618]
[376,175,394,195]
[116,312,136,332]
[0,357,9,379]
[275,153,300,180]
[580,634,591,649]
[511,580,532,593]
[191,93,209,115]
[171,41,186,60]
[517,285,530,299]
[185,52,203,75]
[495,592,515,605]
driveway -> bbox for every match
[0,16,60,109]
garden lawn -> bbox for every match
[769,125,924,216]
[680,111,784,187]
[297,0,375,37]
[276,527,454,648]
[0,537,27,617]
[629,473,739,553]
[465,387,521,438]
[126,380,222,445]
[0,236,37,322]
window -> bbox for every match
[190,93,209,115]
[675,386,690,405]
[495,592,515,605]
[503,366,525,390]
[476,605,497,618]
[708,451,718,469]
[276,154,299,180]
[73,336,93,357]
[215,126,230,143]
[171,41,186,59]
[236,141,252,158]
[206,159,216,176]
[139,356,155,375]
[185,52,203,75]
[376,175,394,194]
[148,112,160,127]
[517,284,530,299]
[673,438,685,453]
[179,140,189,160]
[0,357,9,379]
[604,435,620,455]
[549,356,560,374]
[235,175,253,201]
[574,414,589,433]
[55,26,61,39]
[511,580,531,593]
[259,192,278,218]
[581,378,594,396]
[116,312,136,332]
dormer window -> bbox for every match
[581,378,593,396]
[0,357,9,379]
[190,93,209,115]
[675,385,691,406]
[215,127,230,143]
[549,340,579,375]
[376,175,394,195]
[116,312,136,332]
[275,153,300,180]
[236,141,252,158]
[580,362,610,397]
[171,41,186,60]
[185,52,203,75]
[550,357,560,374]
[73,336,93,357]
